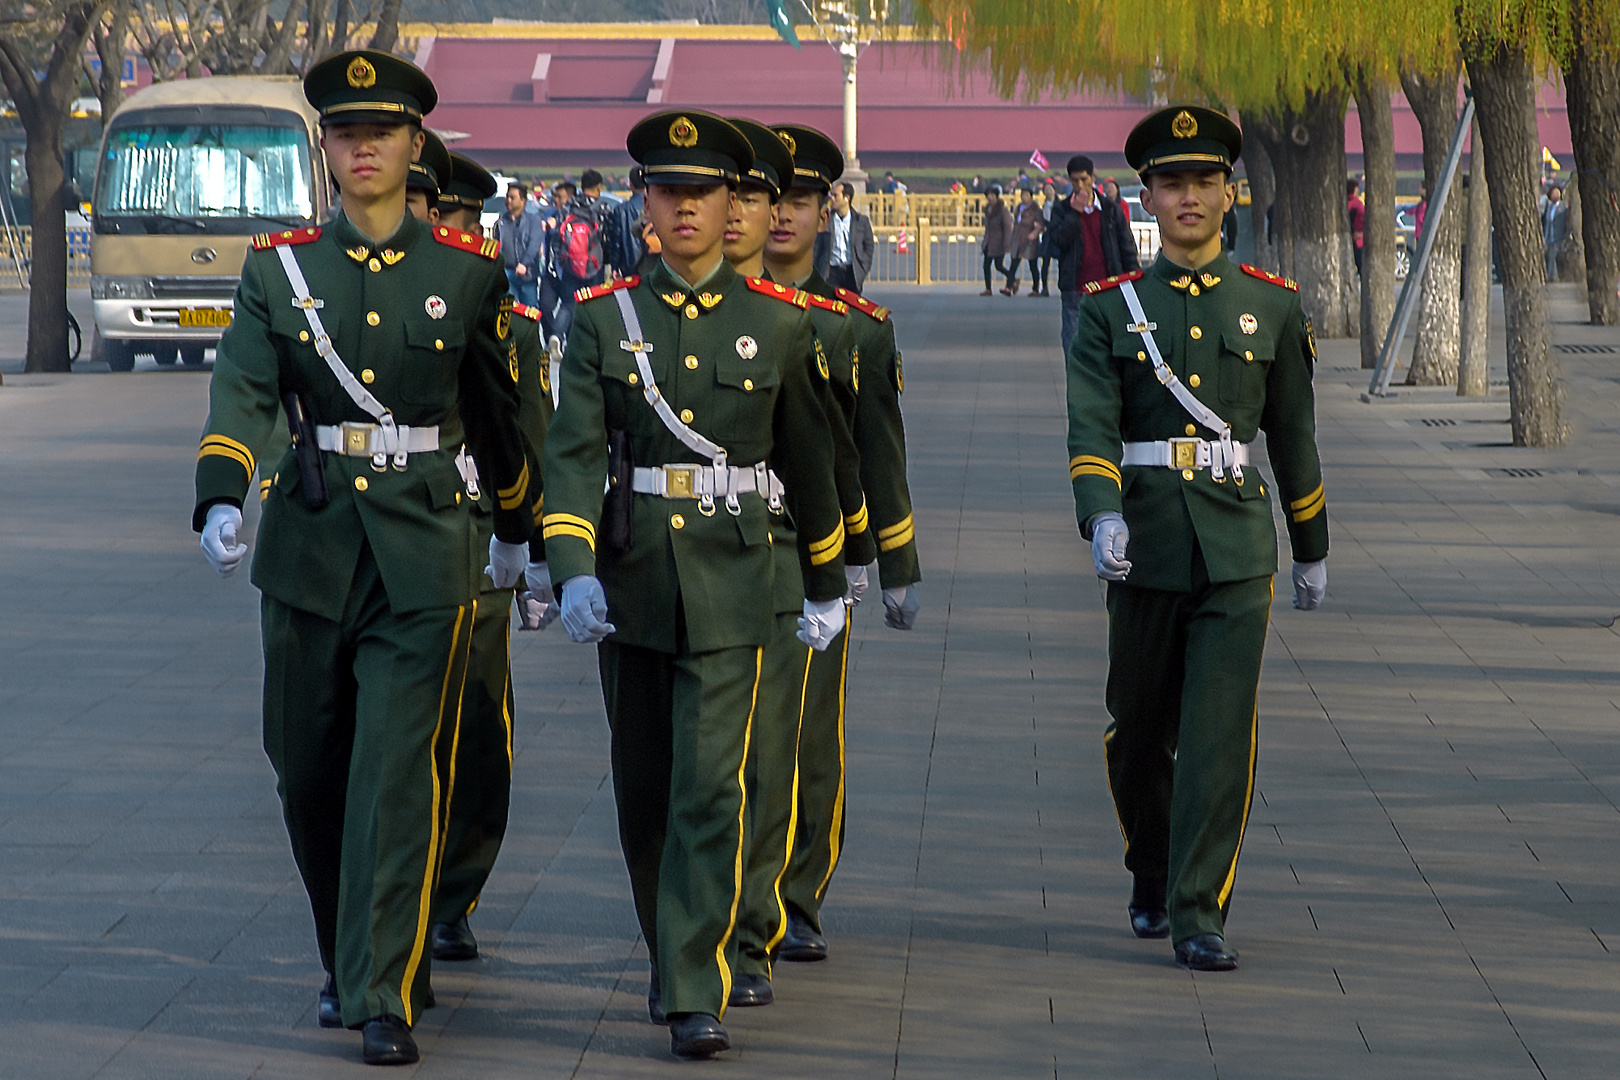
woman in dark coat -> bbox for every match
[1005,185,1045,295]
[980,186,1014,295]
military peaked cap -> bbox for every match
[771,123,843,193]
[627,110,753,187]
[439,151,498,212]
[408,129,452,196]
[304,49,437,126]
[727,117,795,199]
[1125,105,1242,177]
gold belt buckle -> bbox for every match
[341,422,373,457]
[1169,438,1199,470]
[664,464,698,499]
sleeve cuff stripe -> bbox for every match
[844,501,870,533]
[199,444,255,478]
[200,435,256,475]
[808,522,845,555]
[876,514,914,541]
[809,542,843,566]
[1291,500,1325,523]
[543,523,596,551]
[542,513,596,541]
[1289,483,1325,511]
[498,479,529,510]
[1071,464,1123,487]
[1068,454,1120,478]
[496,461,531,501]
[878,525,914,552]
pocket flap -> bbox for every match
[1222,331,1274,363]
[405,321,466,354]
[713,357,779,392]
[272,309,332,343]
[425,465,466,510]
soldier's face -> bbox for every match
[321,123,423,200]
[404,188,439,223]
[1141,169,1235,249]
[724,185,776,264]
[646,182,733,259]
[767,189,828,260]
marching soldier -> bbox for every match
[541,110,847,1060]
[424,150,560,963]
[1066,105,1328,972]
[193,50,535,1064]
[762,123,922,961]
[403,129,451,224]
[718,119,871,1002]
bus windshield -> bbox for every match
[96,122,314,234]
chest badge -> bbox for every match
[735,335,758,360]
[425,295,447,320]
[1239,313,1258,335]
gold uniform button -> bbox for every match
[1244,350,1254,362]
[434,339,444,351]
[684,304,699,320]
[354,476,369,492]
[455,491,462,505]
[671,514,685,529]
[743,379,754,391]
[628,372,640,385]
[361,368,375,384]
[366,311,380,327]
[1185,424,1197,436]
[1189,325,1202,340]
[1189,283,1201,296]
[1182,469,1195,481]
[679,408,694,423]
[685,354,699,370]
[1188,374,1202,388]
[368,258,381,272]
[299,330,310,343]
[1136,351,1146,362]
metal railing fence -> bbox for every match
[865,219,1160,286]
[0,227,94,288]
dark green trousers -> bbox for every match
[1104,558,1271,943]
[432,589,514,925]
[780,606,852,932]
[261,543,473,1028]
[598,637,761,1019]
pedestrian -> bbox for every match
[495,180,541,306]
[1347,178,1366,275]
[881,170,898,194]
[1032,179,1058,297]
[980,185,1013,296]
[193,49,538,1066]
[1414,181,1428,241]
[1066,105,1329,975]
[970,174,984,193]
[549,173,609,345]
[1104,178,1127,219]
[604,166,648,278]
[541,110,847,1062]
[814,179,876,294]
[1542,183,1569,282]
[1007,184,1045,295]
[1046,154,1141,353]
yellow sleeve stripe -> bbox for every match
[878,522,914,552]
[542,522,596,551]
[876,514,914,541]
[1068,454,1121,481]
[1289,483,1325,511]
[1071,463,1123,487]
[808,520,845,556]
[1290,489,1326,523]
[258,478,272,502]
[199,434,257,477]
[844,499,870,535]
[542,513,596,542]
[498,478,529,511]
[496,461,530,501]
[199,443,255,478]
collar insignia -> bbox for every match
[697,292,723,309]
[345,245,369,264]
[1169,275,1192,291]
[660,290,685,309]
[380,249,405,266]
[1200,272,1221,288]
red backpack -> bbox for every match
[556,201,605,283]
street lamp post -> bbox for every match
[808,0,883,191]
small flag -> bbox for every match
[1542,147,1561,171]
[765,0,801,48]
[1030,149,1050,173]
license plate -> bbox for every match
[178,308,232,328]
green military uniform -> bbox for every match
[541,111,845,1028]
[1066,107,1328,956]
[193,52,535,1030]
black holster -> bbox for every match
[604,428,633,553]
[282,391,329,511]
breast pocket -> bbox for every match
[1218,331,1273,407]
[399,320,465,406]
[712,356,780,442]
[271,309,335,357]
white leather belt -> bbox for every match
[315,422,440,458]
[1122,438,1250,471]
[631,462,784,513]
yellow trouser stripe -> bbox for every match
[400,603,471,1025]
[1069,454,1120,482]
[542,512,595,541]
[1288,482,1324,511]
[199,443,255,480]
[844,499,869,535]
[433,598,478,900]
[1290,490,1326,522]
[765,643,815,959]
[714,646,764,1020]
[878,523,914,552]
[1217,581,1270,911]
[542,523,595,550]
[200,434,256,476]
[1071,463,1123,487]
[814,606,853,902]
[876,514,913,541]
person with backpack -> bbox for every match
[550,168,610,345]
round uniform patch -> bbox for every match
[735,335,757,360]
[425,295,447,320]
[508,345,520,383]
[1239,313,1258,335]
[1305,317,1318,363]
[814,340,830,380]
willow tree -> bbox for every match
[1552,0,1620,324]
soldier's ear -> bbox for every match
[411,128,426,162]
[817,199,830,231]
[1223,180,1237,212]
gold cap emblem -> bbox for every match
[776,130,797,156]
[346,57,377,89]
[668,116,698,148]
[1171,110,1198,139]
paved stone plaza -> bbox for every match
[1,282,1617,1078]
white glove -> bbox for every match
[882,584,920,630]
[485,536,527,589]
[1089,511,1132,581]
[1292,559,1327,611]
[560,575,616,643]
[516,561,558,631]
[200,503,248,577]
[797,597,845,651]
[844,562,870,607]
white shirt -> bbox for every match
[830,209,852,266]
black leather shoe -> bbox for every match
[317,973,342,1029]
[668,1012,729,1059]
[431,916,478,961]
[647,964,666,1026]
[1175,933,1239,972]
[1129,905,1170,939]
[778,909,828,962]
[727,972,773,1007]
[361,1014,419,1066]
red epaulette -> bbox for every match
[805,292,848,315]
[747,277,809,308]
[575,276,639,303]
[1081,270,1143,295]
[432,226,501,261]
[251,227,321,251]
[512,302,541,322]
[1241,264,1299,291]
[834,287,890,322]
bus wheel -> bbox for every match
[180,344,207,367]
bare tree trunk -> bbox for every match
[1563,16,1620,324]
[1563,175,1586,285]
[1458,112,1491,396]
[1282,88,1352,337]
[330,0,352,56]
[93,0,131,119]
[1239,110,1277,273]
[369,0,402,52]
[1465,39,1565,446]
[1250,115,1295,278]
[1400,67,1465,385]
[1354,72,1397,369]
